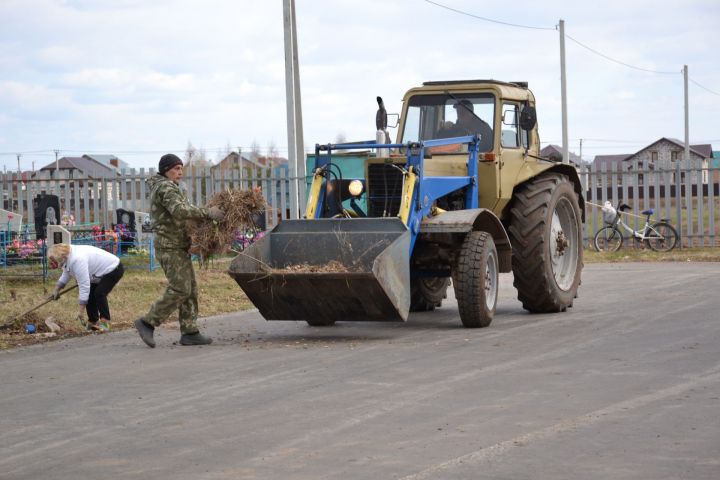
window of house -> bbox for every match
[671,151,678,162]
[651,151,658,162]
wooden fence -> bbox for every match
[2,161,718,247]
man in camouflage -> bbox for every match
[134,153,224,348]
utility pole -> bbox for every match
[283,0,306,218]
[54,149,60,172]
[683,65,690,168]
[579,139,583,163]
[559,19,569,165]
[682,64,690,221]
[16,153,21,174]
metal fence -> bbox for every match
[0,227,47,279]
[2,161,718,250]
[0,166,297,231]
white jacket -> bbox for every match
[56,245,120,305]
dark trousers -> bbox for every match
[86,263,124,322]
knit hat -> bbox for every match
[159,154,183,175]
[453,99,474,112]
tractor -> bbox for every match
[229,79,584,328]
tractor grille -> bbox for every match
[367,163,405,217]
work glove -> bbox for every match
[207,206,225,222]
[75,307,87,328]
[51,287,61,301]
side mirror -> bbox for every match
[502,108,517,126]
[387,113,399,128]
[519,106,537,131]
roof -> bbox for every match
[83,154,130,170]
[592,154,632,170]
[423,79,529,89]
[38,156,117,178]
[655,138,708,158]
[690,144,713,158]
[213,152,288,170]
[624,138,707,163]
[540,144,582,164]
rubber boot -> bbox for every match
[180,332,213,346]
[134,318,155,348]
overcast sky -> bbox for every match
[1,0,718,170]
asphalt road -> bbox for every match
[1,262,719,480]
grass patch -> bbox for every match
[584,247,720,263]
[0,257,252,350]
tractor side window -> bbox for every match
[501,103,520,148]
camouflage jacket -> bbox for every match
[147,174,208,251]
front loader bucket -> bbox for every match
[228,218,410,322]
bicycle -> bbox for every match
[593,203,679,252]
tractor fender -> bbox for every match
[420,209,512,272]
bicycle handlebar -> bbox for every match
[617,203,632,212]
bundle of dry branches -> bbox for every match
[188,188,266,261]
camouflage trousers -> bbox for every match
[144,249,199,335]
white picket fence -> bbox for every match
[2,161,718,247]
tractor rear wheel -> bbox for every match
[508,173,582,313]
[410,277,450,312]
[452,231,498,328]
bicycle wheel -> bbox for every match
[594,226,623,252]
[645,222,678,252]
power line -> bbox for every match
[562,34,680,75]
[423,0,693,77]
[423,0,554,30]
[689,78,720,97]
[571,138,650,144]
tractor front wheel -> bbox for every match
[452,231,498,328]
[508,173,583,313]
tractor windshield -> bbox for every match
[401,93,495,152]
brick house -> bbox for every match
[592,138,713,186]
[625,138,710,185]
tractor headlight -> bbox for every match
[348,180,364,197]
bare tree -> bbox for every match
[184,141,197,166]
[335,132,347,144]
[266,140,279,169]
[250,140,261,161]
[184,141,210,173]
